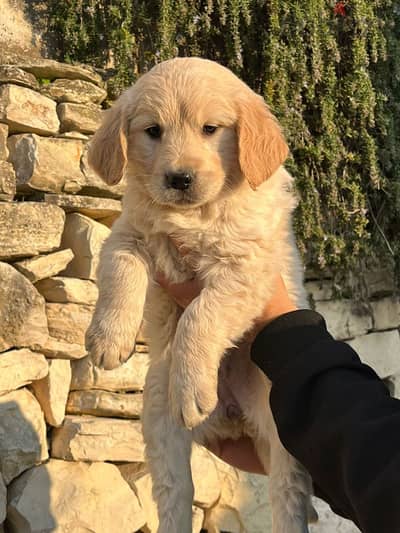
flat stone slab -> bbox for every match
[0,388,48,484]
[370,296,400,331]
[46,302,94,345]
[66,390,143,419]
[8,134,84,193]
[36,277,98,305]
[31,359,71,427]
[315,299,372,340]
[7,460,145,533]
[0,160,15,201]
[14,249,74,283]
[58,102,103,134]
[348,330,400,378]
[0,473,5,523]
[60,213,110,280]
[43,193,122,219]
[0,84,59,135]
[0,263,48,352]
[71,353,149,392]
[18,59,103,86]
[0,65,39,89]
[0,349,48,394]
[51,415,145,462]
[0,202,65,260]
[41,78,107,104]
[39,336,87,360]
[0,123,8,159]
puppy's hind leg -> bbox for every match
[143,359,194,533]
[268,432,314,533]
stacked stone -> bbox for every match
[0,57,399,533]
[0,58,275,533]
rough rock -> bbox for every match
[39,336,87,360]
[306,280,333,302]
[7,460,145,533]
[14,249,74,283]
[0,160,15,200]
[371,296,400,331]
[8,134,84,193]
[42,193,122,219]
[310,499,360,533]
[121,467,159,533]
[36,277,98,305]
[315,300,372,340]
[204,458,272,533]
[364,268,396,298]
[66,390,143,418]
[0,388,48,484]
[60,213,110,280]
[19,58,103,86]
[348,330,400,378]
[80,143,126,198]
[51,416,145,462]
[0,263,48,352]
[0,202,65,260]
[192,506,205,533]
[0,122,8,159]
[57,130,89,140]
[31,359,71,427]
[46,302,93,345]
[41,78,107,104]
[71,353,149,392]
[0,349,48,394]
[0,473,5,524]
[192,445,221,508]
[58,102,103,134]
[0,84,59,135]
[0,65,38,89]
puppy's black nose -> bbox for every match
[165,171,193,191]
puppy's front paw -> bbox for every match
[86,315,137,370]
[169,360,218,429]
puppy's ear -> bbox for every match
[237,95,289,190]
[88,103,128,185]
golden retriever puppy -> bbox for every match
[86,57,315,533]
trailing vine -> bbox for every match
[47,0,400,290]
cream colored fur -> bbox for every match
[86,57,316,533]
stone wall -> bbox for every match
[0,58,399,533]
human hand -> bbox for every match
[207,436,267,474]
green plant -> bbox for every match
[47,0,400,291]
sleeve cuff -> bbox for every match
[250,309,334,381]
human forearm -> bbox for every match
[251,309,400,532]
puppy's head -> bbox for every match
[89,58,288,208]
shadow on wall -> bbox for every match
[0,397,53,532]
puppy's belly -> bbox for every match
[217,344,270,422]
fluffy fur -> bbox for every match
[86,57,316,533]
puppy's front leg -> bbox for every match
[86,216,149,370]
[169,269,272,428]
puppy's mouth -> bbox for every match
[161,189,200,208]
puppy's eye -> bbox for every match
[145,125,162,139]
[203,124,218,135]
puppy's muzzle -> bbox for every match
[165,170,194,191]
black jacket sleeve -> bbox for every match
[250,309,400,533]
